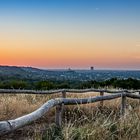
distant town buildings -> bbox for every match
[90,66,94,70]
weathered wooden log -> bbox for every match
[0,88,138,95]
[66,88,125,93]
[66,88,139,94]
[0,99,63,136]
[120,93,126,116]
[126,93,140,99]
[63,93,122,105]
[0,89,63,95]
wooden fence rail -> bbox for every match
[0,91,140,136]
[0,88,139,95]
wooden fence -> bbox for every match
[0,88,140,136]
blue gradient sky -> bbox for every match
[0,0,140,70]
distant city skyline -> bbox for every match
[0,0,140,70]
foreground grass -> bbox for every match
[0,92,140,139]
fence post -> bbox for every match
[139,91,140,105]
[62,91,66,98]
[56,89,66,126]
[120,93,126,116]
[100,91,104,107]
[55,104,62,127]
[62,90,66,118]
[62,91,66,110]
[138,91,140,110]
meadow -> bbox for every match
[0,92,140,140]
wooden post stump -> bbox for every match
[62,91,66,120]
[100,91,104,107]
[62,91,66,111]
[62,91,66,98]
[120,93,126,116]
[138,91,140,111]
[139,91,140,105]
[55,104,62,127]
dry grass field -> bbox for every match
[0,92,140,140]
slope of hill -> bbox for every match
[0,66,46,80]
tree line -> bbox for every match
[0,78,139,90]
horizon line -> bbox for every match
[0,65,140,71]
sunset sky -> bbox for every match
[0,0,140,70]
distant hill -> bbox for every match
[0,66,48,80]
[0,65,140,82]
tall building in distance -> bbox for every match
[90,66,94,70]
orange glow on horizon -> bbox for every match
[0,38,139,69]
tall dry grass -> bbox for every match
[0,92,140,139]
